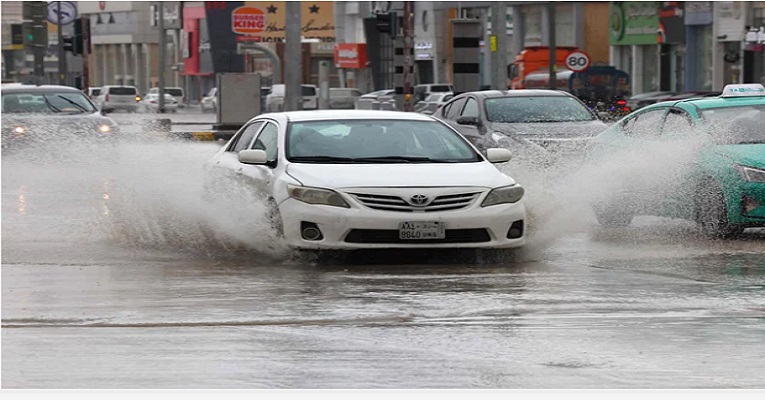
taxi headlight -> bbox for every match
[97,124,113,133]
[287,184,350,208]
[734,164,765,183]
[13,126,25,136]
[482,185,525,207]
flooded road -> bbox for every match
[2,127,764,389]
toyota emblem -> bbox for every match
[410,194,429,206]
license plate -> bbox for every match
[399,221,445,240]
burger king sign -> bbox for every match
[232,6,266,34]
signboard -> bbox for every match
[231,1,335,43]
[609,2,660,45]
[162,2,183,30]
[47,1,77,25]
[333,43,367,69]
[565,51,591,72]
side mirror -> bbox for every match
[101,105,115,115]
[485,148,512,163]
[238,149,268,165]
[457,116,481,126]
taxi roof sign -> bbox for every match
[721,83,765,98]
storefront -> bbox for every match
[658,2,686,92]
[743,4,765,85]
[609,1,660,94]
[713,1,747,87]
[685,2,714,90]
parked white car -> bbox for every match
[265,84,318,112]
[203,110,527,251]
[95,85,141,113]
[147,87,185,107]
[201,87,217,112]
[140,93,178,113]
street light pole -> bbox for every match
[285,2,302,111]
[158,2,166,113]
[57,1,66,85]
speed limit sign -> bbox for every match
[565,51,591,72]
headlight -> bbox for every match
[97,124,113,133]
[481,185,525,207]
[287,184,350,208]
[13,126,25,136]
[734,164,765,183]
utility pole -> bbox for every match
[158,2,166,113]
[491,2,508,90]
[57,2,66,85]
[82,16,90,92]
[285,2,302,111]
[548,2,556,90]
[403,1,413,111]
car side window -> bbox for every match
[251,122,279,163]
[445,98,467,120]
[461,97,479,118]
[228,121,264,153]
[625,109,665,139]
[661,108,694,136]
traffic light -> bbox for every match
[72,19,84,55]
[22,1,48,48]
[375,12,398,37]
[62,36,74,53]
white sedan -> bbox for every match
[140,93,178,113]
[203,110,527,250]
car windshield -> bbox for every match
[109,87,137,95]
[90,89,101,96]
[302,86,316,96]
[287,119,481,163]
[701,105,765,144]
[485,96,596,123]
[2,92,97,114]
[165,88,183,97]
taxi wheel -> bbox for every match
[696,182,743,239]
[594,204,632,227]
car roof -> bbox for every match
[453,89,574,99]
[649,95,765,110]
[260,109,436,122]
[1,84,85,94]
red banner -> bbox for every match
[333,43,368,69]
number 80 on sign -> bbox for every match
[565,51,591,72]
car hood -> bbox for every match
[712,144,765,169]
[488,120,608,140]
[3,112,114,127]
[286,162,515,189]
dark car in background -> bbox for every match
[2,84,118,149]
[434,89,608,159]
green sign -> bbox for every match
[609,2,660,45]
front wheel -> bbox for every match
[593,204,633,227]
[696,182,744,239]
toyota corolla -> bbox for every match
[203,110,527,250]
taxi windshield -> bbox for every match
[702,105,765,145]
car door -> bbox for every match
[238,120,280,199]
[207,120,265,193]
[657,107,701,219]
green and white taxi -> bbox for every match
[590,83,765,238]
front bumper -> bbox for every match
[279,197,527,250]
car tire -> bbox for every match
[696,181,744,239]
[593,204,633,227]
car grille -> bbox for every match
[345,229,491,244]
[350,192,481,212]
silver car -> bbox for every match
[329,88,362,109]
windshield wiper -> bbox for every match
[55,95,88,112]
[289,155,458,163]
[41,96,62,112]
[354,156,457,163]
[289,156,357,163]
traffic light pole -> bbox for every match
[82,17,90,92]
[158,2,166,113]
[403,1,413,111]
[57,2,66,85]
